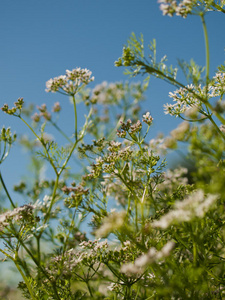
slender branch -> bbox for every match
[0,248,36,300]
[0,171,16,208]
[14,234,61,300]
[19,116,58,175]
[42,174,59,226]
[15,252,37,300]
[211,2,225,13]
[200,13,210,88]
[72,95,78,141]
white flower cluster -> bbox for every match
[152,189,218,229]
[142,112,153,126]
[0,204,35,231]
[46,68,94,95]
[95,211,126,238]
[34,195,51,209]
[164,84,203,117]
[101,175,129,206]
[88,81,145,106]
[220,124,225,133]
[121,241,175,275]
[149,137,167,156]
[164,72,225,117]
[158,0,195,18]
[91,81,126,104]
[157,167,188,193]
[50,239,109,276]
[209,72,225,97]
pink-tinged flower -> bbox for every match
[46,68,94,95]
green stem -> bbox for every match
[0,171,15,208]
[0,249,36,300]
[56,209,77,279]
[59,141,78,176]
[137,61,225,125]
[208,114,225,139]
[15,252,37,300]
[200,13,210,89]
[193,241,197,267]
[19,116,58,175]
[42,174,59,226]
[135,197,138,231]
[15,235,61,300]
[37,236,41,287]
[85,280,93,298]
[62,208,77,255]
[72,95,78,140]
[211,2,225,13]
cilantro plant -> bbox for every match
[1,1,225,299]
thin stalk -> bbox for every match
[193,241,197,267]
[42,174,59,226]
[16,262,36,299]
[56,209,77,279]
[37,236,41,286]
[15,251,37,300]
[62,208,77,255]
[211,2,225,13]
[137,61,225,125]
[0,171,15,208]
[59,140,78,176]
[15,234,61,300]
[1,139,10,162]
[141,187,146,226]
[19,116,58,175]
[208,114,225,139]
[72,95,78,140]
[135,197,138,231]
[85,280,93,298]
[0,249,36,300]
[127,195,131,217]
[200,13,210,89]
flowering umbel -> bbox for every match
[46,68,94,95]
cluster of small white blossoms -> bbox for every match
[164,84,203,117]
[163,121,190,149]
[149,137,167,156]
[34,195,51,209]
[85,144,133,179]
[101,175,129,206]
[95,211,126,238]
[157,167,188,193]
[91,81,126,104]
[152,189,218,229]
[121,241,175,275]
[46,68,94,95]
[170,121,190,140]
[209,72,225,97]
[49,239,109,276]
[142,112,153,125]
[158,0,195,18]
[0,204,35,231]
[220,124,225,133]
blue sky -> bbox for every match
[0,1,225,198]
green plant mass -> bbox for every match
[1,1,225,299]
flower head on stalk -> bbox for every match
[158,0,197,18]
[46,68,94,95]
[0,204,35,231]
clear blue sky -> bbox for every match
[0,1,225,197]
